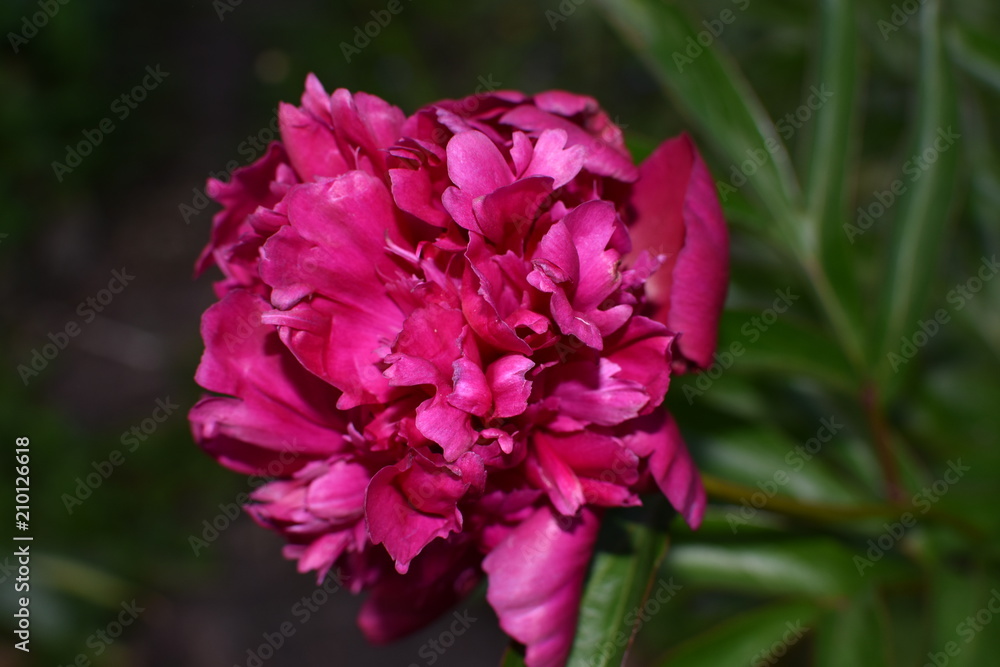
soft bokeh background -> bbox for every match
[1,0,998,665]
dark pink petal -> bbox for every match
[191,290,347,463]
[483,506,601,667]
[546,358,649,428]
[486,355,535,419]
[329,88,406,174]
[414,393,478,461]
[473,176,554,244]
[446,130,514,197]
[296,532,352,580]
[262,296,397,409]
[522,129,586,189]
[366,458,463,574]
[604,316,675,413]
[621,411,706,528]
[195,143,291,279]
[448,357,492,417]
[390,167,450,227]
[501,104,638,182]
[279,102,349,181]
[305,460,370,521]
[533,90,597,117]
[627,134,728,371]
[359,539,482,643]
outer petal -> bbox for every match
[627,134,729,371]
[359,538,482,643]
[190,289,347,467]
[483,506,601,667]
[366,457,465,573]
[621,411,706,528]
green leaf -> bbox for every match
[815,588,893,667]
[875,0,960,386]
[717,310,857,393]
[594,0,801,236]
[946,22,1000,94]
[923,566,995,667]
[666,539,865,598]
[697,427,864,506]
[801,0,867,372]
[564,499,672,667]
[657,600,821,667]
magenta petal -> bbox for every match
[522,129,586,189]
[548,358,649,427]
[501,104,638,182]
[483,506,601,667]
[191,290,347,462]
[358,539,482,643]
[390,167,450,227]
[446,130,514,197]
[366,459,462,574]
[415,393,478,461]
[628,134,729,371]
[305,460,370,521]
[448,357,492,417]
[279,101,349,181]
[486,355,535,419]
[622,411,706,528]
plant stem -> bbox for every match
[701,473,984,542]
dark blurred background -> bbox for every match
[1,0,998,665]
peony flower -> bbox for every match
[190,75,728,667]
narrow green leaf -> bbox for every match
[594,0,801,235]
[666,539,865,598]
[875,0,960,385]
[717,310,857,393]
[946,23,1000,94]
[925,566,996,667]
[697,427,865,506]
[801,0,867,371]
[816,588,893,667]
[657,600,821,667]
[565,499,672,667]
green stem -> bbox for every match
[701,473,985,542]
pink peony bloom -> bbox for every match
[190,75,728,667]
